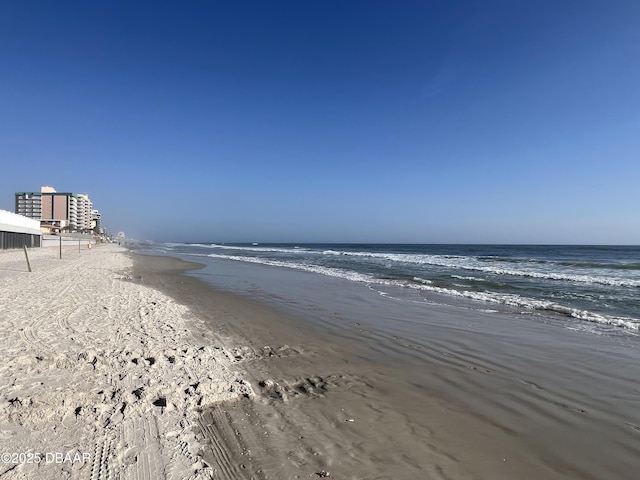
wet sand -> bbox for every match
[133,254,472,479]
[131,252,640,480]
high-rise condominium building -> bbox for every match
[14,192,42,220]
[77,194,93,232]
[15,186,95,232]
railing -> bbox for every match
[41,233,97,248]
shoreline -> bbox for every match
[133,250,640,480]
[127,253,565,479]
[2,245,638,479]
[130,253,486,479]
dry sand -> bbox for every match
[0,245,252,479]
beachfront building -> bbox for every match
[14,192,42,220]
[40,189,77,233]
[77,194,93,232]
[0,209,41,249]
[15,186,97,233]
[91,209,102,234]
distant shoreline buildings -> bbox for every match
[15,186,103,235]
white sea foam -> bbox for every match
[206,244,309,254]
[320,250,640,288]
[451,275,486,282]
[203,253,640,332]
[204,253,374,283]
[173,245,640,288]
[565,324,605,335]
[465,266,640,288]
[402,282,640,331]
[163,242,303,254]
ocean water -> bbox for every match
[141,243,639,334]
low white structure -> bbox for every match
[41,234,96,248]
[0,209,41,249]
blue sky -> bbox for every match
[1,1,638,243]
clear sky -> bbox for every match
[1,1,638,244]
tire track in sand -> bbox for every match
[122,416,165,480]
[18,313,51,353]
[197,405,253,480]
[90,432,116,480]
[17,273,78,352]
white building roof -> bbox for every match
[0,209,42,235]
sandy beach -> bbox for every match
[0,245,497,480]
[2,245,639,480]
[0,245,252,479]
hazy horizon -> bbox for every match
[148,240,640,247]
[1,1,638,245]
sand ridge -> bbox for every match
[0,245,251,479]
